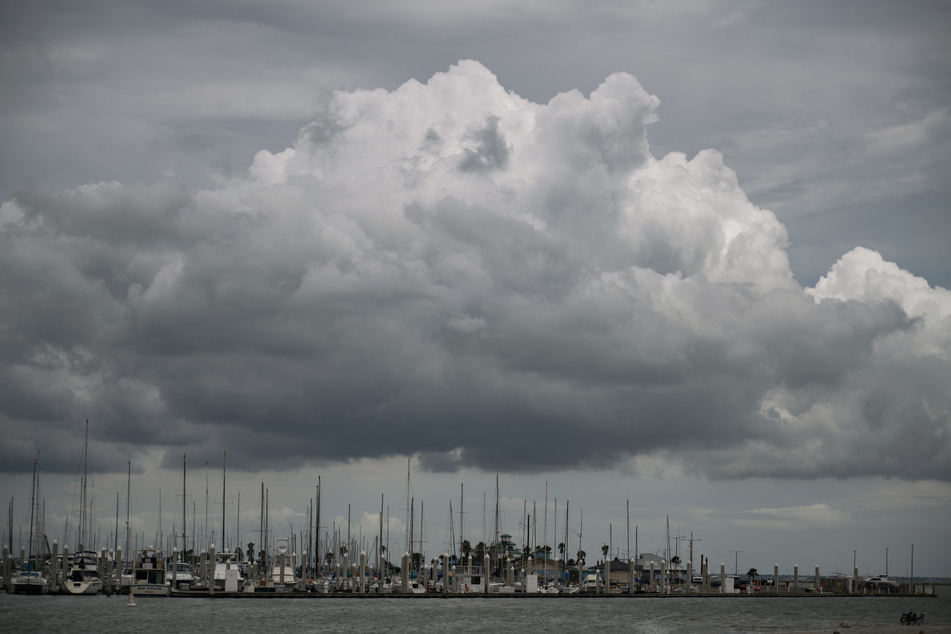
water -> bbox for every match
[2,592,948,633]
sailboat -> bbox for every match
[8,454,50,594]
[65,421,103,595]
[169,454,196,591]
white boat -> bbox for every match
[214,551,245,592]
[168,561,196,591]
[865,574,898,588]
[269,543,298,591]
[8,569,50,595]
[130,548,170,596]
[64,550,102,595]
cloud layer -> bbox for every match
[2,61,948,480]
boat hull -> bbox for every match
[64,579,102,595]
[8,578,50,595]
[130,584,171,596]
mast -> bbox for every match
[182,454,187,555]
[315,478,321,574]
[27,453,37,571]
[221,451,226,551]
[666,515,670,565]
[379,493,384,578]
[459,483,464,554]
[494,475,499,572]
[80,420,88,550]
[125,461,130,559]
[204,463,209,551]
[553,498,557,583]
[404,458,411,556]
[265,488,269,569]
[543,482,548,582]
[448,500,454,562]
[259,481,264,572]
[563,500,569,572]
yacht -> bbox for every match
[130,548,170,596]
[64,550,102,595]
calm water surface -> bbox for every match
[2,592,948,633]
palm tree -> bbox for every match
[601,544,609,560]
[747,568,758,585]
[576,550,586,565]
[558,542,565,558]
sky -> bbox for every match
[1,1,949,577]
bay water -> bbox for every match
[2,592,948,633]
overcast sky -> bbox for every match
[1,1,949,577]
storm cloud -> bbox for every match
[1,61,948,481]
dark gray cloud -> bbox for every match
[2,62,947,484]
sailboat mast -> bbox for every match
[543,482,548,581]
[379,493,384,578]
[80,420,88,549]
[494,475,499,570]
[221,451,226,551]
[315,477,321,574]
[27,454,37,571]
[448,500,454,561]
[182,454,187,555]
[125,461,130,560]
[563,500,569,571]
[626,499,630,560]
[404,458,411,556]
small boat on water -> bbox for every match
[64,550,102,595]
[130,548,170,596]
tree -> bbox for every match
[461,540,472,560]
[576,550,586,565]
[247,542,255,563]
[601,544,609,559]
[558,542,565,558]
[747,568,758,584]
